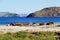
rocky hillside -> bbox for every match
[27,7,60,17]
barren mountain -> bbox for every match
[27,7,60,17]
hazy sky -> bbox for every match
[0,0,60,14]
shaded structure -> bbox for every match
[46,22,54,27]
[32,22,37,27]
[39,22,45,27]
[15,22,21,26]
[39,22,44,26]
[23,23,29,27]
[10,23,15,26]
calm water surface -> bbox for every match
[0,17,60,24]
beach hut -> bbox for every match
[23,23,29,27]
[9,23,15,26]
[15,22,21,26]
[46,22,54,28]
[39,22,45,27]
[32,22,37,27]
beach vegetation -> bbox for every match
[0,31,59,40]
[57,24,60,27]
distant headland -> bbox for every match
[27,7,60,17]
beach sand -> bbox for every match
[0,26,60,34]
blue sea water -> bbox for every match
[0,17,60,25]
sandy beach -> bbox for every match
[0,26,60,33]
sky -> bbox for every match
[0,0,60,14]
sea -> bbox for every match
[0,17,60,25]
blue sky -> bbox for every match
[0,0,60,14]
